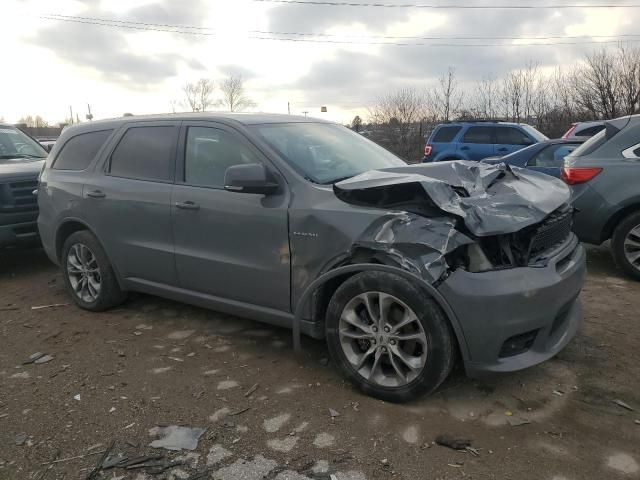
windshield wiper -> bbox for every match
[322,175,355,185]
[0,154,46,159]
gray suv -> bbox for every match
[564,115,640,280]
[38,113,586,402]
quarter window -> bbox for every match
[462,126,494,144]
[432,126,462,143]
[528,144,579,168]
[53,130,113,171]
[109,126,176,182]
[184,127,260,188]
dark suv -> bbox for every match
[423,121,548,163]
[0,125,48,247]
[38,113,585,402]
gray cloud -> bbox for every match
[30,0,206,86]
[217,64,257,80]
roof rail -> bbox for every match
[445,119,505,124]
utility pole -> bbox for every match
[287,102,290,115]
[86,104,93,121]
[69,105,74,124]
[302,111,308,117]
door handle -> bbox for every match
[86,190,106,198]
[175,201,200,211]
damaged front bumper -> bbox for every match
[437,235,585,376]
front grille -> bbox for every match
[529,206,573,259]
[0,179,38,212]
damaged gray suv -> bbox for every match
[37,114,586,402]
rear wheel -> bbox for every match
[61,231,126,311]
[325,271,455,402]
[611,211,640,281]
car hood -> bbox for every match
[0,158,45,179]
[334,160,570,237]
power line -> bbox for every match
[253,0,640,8]
[36,14,640,47]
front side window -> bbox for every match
[185,127,259,188]
[251,123,404,184]
[109,126,176,182]
[0,127,47,162]
[462,126,493,144]
[496,127,532,146]
[54,130,113,171]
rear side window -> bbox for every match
[432,126,461,143]
[528,144,579,167]
[462,126,493,144]
[109,126,176,182]
[53,130,113,171]
[575,125,605,137]
[568,130,607,157]
[496,127,531,145]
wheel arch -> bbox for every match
[602,202,640,243]
[296,259,470,365]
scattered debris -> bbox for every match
[504,410,513,416]
[329,408,341,418]
[31,303,69,310]
[85,440,115,480]
[124,423,136,430]
[634,419,640,425]
[149,426,206,451]
[74,394,81,401]
[465,446,480,457]
[435,435,472,451]
[244,383,259,397]
[229,407,251,416]
[15,433,27,446]
[612,399,635,412]
[35,355,54,364]
[23,352,46,364]
[507,417,531,427]
[319,358,330,366]
[552,390,565,396]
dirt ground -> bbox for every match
[0,245,639,480]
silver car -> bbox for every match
[37,113,585,402]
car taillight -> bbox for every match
[562,124,577,139]
[424,144,433,156]
[561,167,602,185]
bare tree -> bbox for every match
[17,115,49,128]
[218,75,256,112]
[473,74,500,119]
[183,78,215,112]
[369,87,427,160]
[430,67,464,122]
[351,115,363,132]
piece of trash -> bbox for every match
[168,357,184,362]
[612,399,635,412]
[229,407,251,416]
[552,390,564,396]
[124,423,136,430]
[435,435,472,450]
[34,354,54,364]
[109,407,116,413]
[329,408,340,418]
[149,426,206,451]
[505,410,513,417]
[244,383,259,397]
[86,443,103,452]
[507,417,531,427]
[73,394,81,401]
[133,331,142,336]
[15,433,27,446]
[465,446,480,456]
[23,352,46,364]
[421,442,432,450]
[31,303,69,310]
[102,454,129,469]
[447,462,464,468]
[634,419,640,425]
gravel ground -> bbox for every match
[0,245,639,480]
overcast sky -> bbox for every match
[1,0,637,124]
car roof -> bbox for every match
[437,121,531,127]
[59,112,331,136]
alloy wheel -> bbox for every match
[338,291,428,388]
[623,224,640,272]
[66,243,102,303]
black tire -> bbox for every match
[611,211,640,281]
[325,271,456,403]
[61,230,127,311]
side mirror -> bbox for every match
[522,138,534,145]
[224,163,279,195]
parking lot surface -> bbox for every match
[1,246,639,480]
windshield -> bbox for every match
[521,125,549,142]
[0,127,48,162]
[251,123,405,184]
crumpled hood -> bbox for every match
[334,160,570,237]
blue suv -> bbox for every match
[423,121,548,162]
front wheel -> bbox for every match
[61,231,127,311]
[611,211,640,281]
[325,271,455,402]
